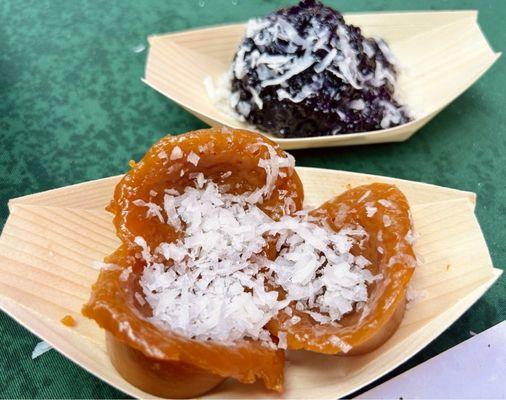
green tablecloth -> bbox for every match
[0,0,504,398]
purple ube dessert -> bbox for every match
[229,0,410,138]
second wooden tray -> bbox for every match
[143,11,499,149]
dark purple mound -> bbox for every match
[229,0,410,138]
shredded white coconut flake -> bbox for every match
[203,76,217,101]
[32,341,52,360]
[405,229,418,245]
[365,205,377,217]
[249,87,263,109]
[329,336,352,353]
[134,292,146,306]
[187,151,200,166]
[383,214,392,227]
[358,190,371,203]
[131,43,146,54]
[277,331,288,349]
[349,99,366,111]
[170,146,183,160]
[203,71,253,124]
[165,188,180,196]
[406,284,427,310]
[132,199,165,223]
[119,266,132,282]
[378,199,394,208]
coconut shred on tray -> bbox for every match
[204,0,411,138]
[125,149,378,350]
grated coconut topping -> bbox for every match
[130,147,379,348]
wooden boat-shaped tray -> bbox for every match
[0,167,501,398]
[144,11,500,150]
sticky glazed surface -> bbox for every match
[268,183,416,354]
[82,128,304,392]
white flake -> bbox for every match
[365,205,377,217]
[383,214,392,227]
[277,332,288,349]
[119,267,132,282]
[32,341,52,360]
[170,146,183,160]
[328,335,352,353]
[133,199,165,223]
[187,152,200,166]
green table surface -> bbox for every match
[0,0,504,398]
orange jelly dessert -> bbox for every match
[82,128,304,397]
[267,183,416,355]
[83,127,416,397]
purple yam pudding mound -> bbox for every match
[229,0,410,138]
